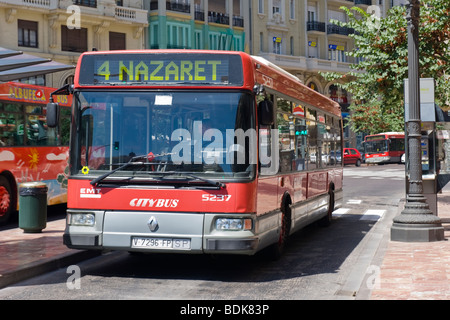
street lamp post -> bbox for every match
[390,0,444,242]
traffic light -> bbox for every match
[295,125,307,136]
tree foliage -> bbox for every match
[321,1,450,135]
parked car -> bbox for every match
[343,148,362,166]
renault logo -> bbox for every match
[147,216,159,232]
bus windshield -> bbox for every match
[71,90,256,182]
[364,139,388,154]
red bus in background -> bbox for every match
[364,132,405,164]
[49,50,343,259]
[0,82,71,223]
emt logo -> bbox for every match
[80,188,102,198]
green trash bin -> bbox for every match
[19,182,48,233]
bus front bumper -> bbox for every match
[63,210,260,255]
[365,156,390,163]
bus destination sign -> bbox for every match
[365,135,385,142]
[78,53,244,86]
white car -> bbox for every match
[401,153,405,163]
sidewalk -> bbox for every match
[0,218,99,289]
[1,192,450,299]
[370,189,450,299]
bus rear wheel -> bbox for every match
[0,176,13,224]
[318,188,334,227]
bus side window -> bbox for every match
[278,112,293,173]
[276,97,295,174]
[258,95,278,175]
[294,118,307,171]
[307,121,318,170]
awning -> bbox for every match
[0,47,22,59]
[0,60,75,82]
[0,47,75,81]
[0,53,50,72]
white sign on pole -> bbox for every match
[404,78,435,122]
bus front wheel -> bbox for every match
[267,200,291,260]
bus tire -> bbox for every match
[0,175,13,224]
[318,187,334,227]
[267,197,291,260]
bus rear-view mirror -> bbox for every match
[258,100,274,126]
[46,102,59,128]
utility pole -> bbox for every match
[390,0,444,242]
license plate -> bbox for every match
[131,237,191,250]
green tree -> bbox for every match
[321,1,450,135]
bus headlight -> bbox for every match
[216,218,252,231]
[68,213,95,226]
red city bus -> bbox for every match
[48,50,343,258]
[364,132,405,164]
[0,81,72,223]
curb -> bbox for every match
[355,197,403,299]
[0,250,101,290]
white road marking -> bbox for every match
[333,207,386,221]
[333,208,350,217]
[360,209,385,221]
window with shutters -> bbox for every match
[61,26,87,53]
[109,32,126,50]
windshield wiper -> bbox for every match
[170,173,226,189]
[89,151,225,189]
[90,152,172,186]
[140,171,225,189]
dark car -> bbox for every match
[343,148,362,166]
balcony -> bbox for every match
[193,10,242,27]
[208,11,229,25]
[307,21,326,32]
[115,6,148,24]
[0,0,58,9]
[166,1,190,14]
[258,52,308,71]
[327,24,354,36]
[355,0,372,5]
[258,52,355,75]
[195,9,204,21]
[0,0,148,26]
[306,58,354,73]
[233,16,244,28]
[73,0,97,7]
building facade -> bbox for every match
[145,0,247,52]
[145,0,404,149]
[0,0,148,87]
[248,0,407,148]
[0,0,407,147]
[249,0,395,149]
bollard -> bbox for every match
[18,182,48,233]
